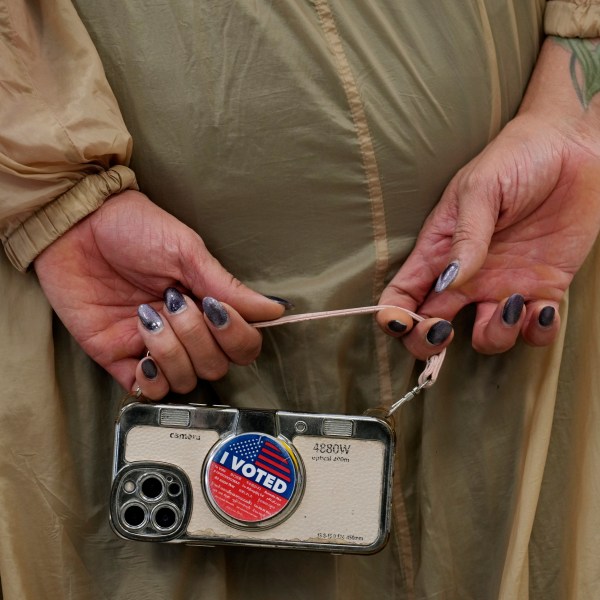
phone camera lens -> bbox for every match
[141,476,164,500]
[123,504,147,528]
[154,505,178,530]
[168,482,181,497]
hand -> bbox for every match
[34,190,286,398]
[378,38,600,356]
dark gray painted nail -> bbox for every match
[387,320,408,333]
[426,320,453,345]
[164,287,187,314]
[138,304,163,332]
[538,306,556,327]
[141,358,158,380]
[202,297,229,328]
[502,294,525,325]
[264,295,295,310]
[435,261,460,293]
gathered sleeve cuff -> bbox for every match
[545,1,600,37]
[3,166,138,272]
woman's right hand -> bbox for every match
[34,190,287,399]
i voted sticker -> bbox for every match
[204,433,301,527]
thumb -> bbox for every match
[378,169,498,309]
[179,238,286,323]
[433,175,499,293]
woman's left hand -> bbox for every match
[378,37,600,356]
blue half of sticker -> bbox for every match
[211,433,297,500]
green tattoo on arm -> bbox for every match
[554,37,600,109]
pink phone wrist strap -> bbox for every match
[253,305,446,416]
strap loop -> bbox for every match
[253,304,446,409]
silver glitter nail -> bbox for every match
[202,297,229,328]
[435,261,460,293]
[164,287,187,314]
[138,304,164,332]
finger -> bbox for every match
[521,301,561,347]
[134,357,169,401]
[162,288,229,380]
[472,294,526,354]
[433,172,499,293]
[375,307,416,337]
[379,168,496,313]
[401,318,454,362]
[137,304,198,394]
[202,297,263,365]
[416,285,473,322]
[109,357,143,391]
[179,238,289,323]
[379,239,446,312]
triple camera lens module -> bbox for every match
[112,464,190,540]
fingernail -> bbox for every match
[387,320,408,334]
[164,287,187,314]
[138,304,163,332]
[435,261,460,293]
[502,294,525,325]
[426,320,453,345]
[141,358,158,380]
[202,297,229,328]
[264,295,295,310]
[538,306,556,327]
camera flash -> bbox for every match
[322,419,353,437]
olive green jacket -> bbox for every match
[1,1,599,599]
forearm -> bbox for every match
[518,37,600,130]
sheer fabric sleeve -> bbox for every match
[0,0,137,272]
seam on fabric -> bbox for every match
[497,291,570,599]
[310,0,392,403]
[475,0,503,139]
[310,1,415,595]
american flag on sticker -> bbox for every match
[229,436,292,482]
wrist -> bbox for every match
[514,37,600,156]
[11,167,138,273]
[518,37,600,123]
